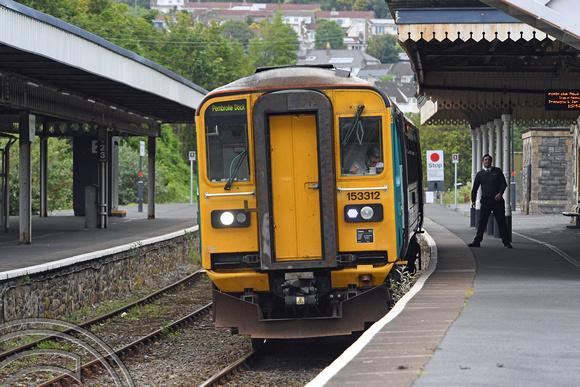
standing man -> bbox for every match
[468,154,513,249]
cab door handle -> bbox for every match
[308,183,319,190]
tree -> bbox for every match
[159,14,252,91]
[221,19,257,51]
[352,0,370,12]
[247,12,298,68]
[366,34,402,63]
[314,20,345,50]
[336,0,354,11]
[15,0,82,20]
[369,0,392,19]
[378,74,394,82]
[111,0,150,8]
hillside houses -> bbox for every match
[151,1,397,51]
[358,62,419,114]
[150,1,416,111]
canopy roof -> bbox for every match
[0,1,207,137]
[386,0,580,127]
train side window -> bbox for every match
[204,100,250,184]
[339,115,383,176]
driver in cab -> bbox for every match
[349,147,382,175]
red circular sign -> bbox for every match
[430,153,440,162]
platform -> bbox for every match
[310,203,580,386]
[0,203,197,274]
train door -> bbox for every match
[269,114,321,260]
[253,90,337,270]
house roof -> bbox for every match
[357,64,394,78]
[183,2,320,11]
[297,49,380,69]
[357,62,414,78]
[317,11,375,19]
[375,81,416,101]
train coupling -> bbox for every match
[282,271,317,306]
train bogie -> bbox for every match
[196,66,423,339]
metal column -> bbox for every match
[470,128,477,226]
[494,118,503,169]
[147,136,156,219]
[486,121,496,235]
[474,126,483,227]
[502,113,512,241]
[19,112,34,244]
[39,131,48,218]
[487,121,495,157]
[97,126,108,229]
[0,135,15,232]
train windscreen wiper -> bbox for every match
[224,149,248,190]
[342,105,365,146]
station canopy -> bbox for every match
[385,0,580,127]
[0,1,207,138]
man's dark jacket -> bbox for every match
[471,166,507,203]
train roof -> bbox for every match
[210,65,374,94]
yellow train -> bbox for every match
[195,65,423,342]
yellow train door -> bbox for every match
[269,114,322,261]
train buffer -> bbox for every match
[562,212,580,228]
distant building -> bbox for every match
[151,1,398,55]
[316,10,375,29]
[344,36,367,51]
[358,62,418,114]
[151,0,187,13]
[346,18,397,46]
[297,46,380,76]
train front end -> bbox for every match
[195,66,414,339]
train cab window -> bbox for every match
[339,114,384,176]
[204,100,250,186]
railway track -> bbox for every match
[199,349,257,387]
[198,337,355,386]
[37,303,213,387]
[0,269,208,363]
[0,269,212,386]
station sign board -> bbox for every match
[426,150,444,181]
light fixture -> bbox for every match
[220,211,235,226]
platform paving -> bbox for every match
[312,203,580,386]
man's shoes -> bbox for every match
[468,241,480,247]
[504,243,513,249]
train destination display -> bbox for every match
[545,90,580,110]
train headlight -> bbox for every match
[211,209,251,228]
[220,212,235,226]
[346,208,359,219]
[236,212,248,224]
[344,204,383,223]
[360,206,374,220]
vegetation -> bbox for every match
[314,20,346,50]
[407,113,524,192]
[247,12,299,68]
[221,20,257,51]
[366,34,402,63]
